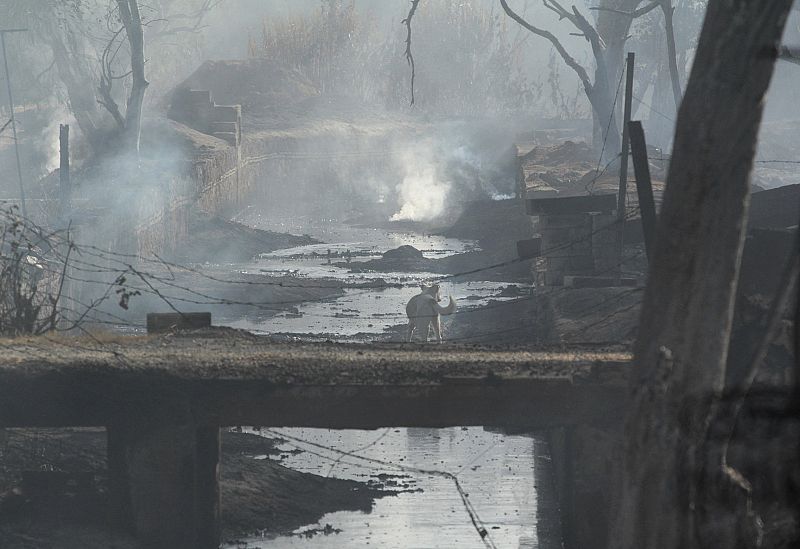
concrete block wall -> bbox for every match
[168,89,242,146]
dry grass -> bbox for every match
[248,0,540,114]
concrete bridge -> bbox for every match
[0,331,631,548]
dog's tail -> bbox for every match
[434,296,456,315]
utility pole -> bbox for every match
[1,28,29,218]
[616,52,635,280]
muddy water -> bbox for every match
[225,427,560,549]
[217,213,555,548]
[223,210,525,340]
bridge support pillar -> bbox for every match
[549,424,623,549]
[107,401,220,549]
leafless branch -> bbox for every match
[590,1,661,19]
[97,25,127,129]
[499,0,592,91]
[146,0,221,39]
[34,57,57,84]
[402,0,421,106]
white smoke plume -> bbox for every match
[391,145,451,222]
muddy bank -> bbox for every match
[342,198,534,283]
[0,429,391,548]
[91,266,405,330]
[169,211,321,264]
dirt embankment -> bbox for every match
[344,198,535,283]
[0,429,391,548]
[169,211,320,264]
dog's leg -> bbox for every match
[433,316,442,343]
[406,320,415,343]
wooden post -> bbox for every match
[59,124,70,218]
[628,121,657,261]
[616,52,635,278]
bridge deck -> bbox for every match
[0,329,631,429]
[0,330,632,547]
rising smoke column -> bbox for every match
[391,144,451,222]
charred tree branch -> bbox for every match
[499,0,592,92]
[590,1,660,19]
[402,0,421,105]
[116,0,148,155]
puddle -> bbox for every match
[234,210,478,261]
[225,427,554,548]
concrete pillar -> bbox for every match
[107,401,221,549]
[548,425,623,549]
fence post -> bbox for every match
[616,52,635,280]
[59,124,70,220]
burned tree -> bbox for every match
[593,0,685,110]
[621,1,795,548]
[1,0,217,157]
[497,0,660,158]
[111,0,148,156]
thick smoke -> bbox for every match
[391,143,451,222]
[41,105,77,173]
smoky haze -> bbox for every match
[0,0,797,328]
[0,3,799,549]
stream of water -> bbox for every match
[216,211,553,547]
[221,210,526,340]
[224,427,560,549]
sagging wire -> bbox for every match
[2,206,647,343]
[586,65,626,194]
[265,427,498,548]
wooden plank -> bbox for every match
[146,312,211,333]
[526,193,617,216]
[616,52,636,221]
[629,121,658,260]
[616,52,636,273]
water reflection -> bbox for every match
[226,427,561,549]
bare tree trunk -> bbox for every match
[588,75,621,160]
[48,35,108,152]
[117,0,148,157]
[620,1,794,548]
[499,0,650,159]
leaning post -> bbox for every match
[59,124,71,220]
[615,52,635,280]
[628,121,658,261]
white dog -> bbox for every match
[405,284,456,343]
